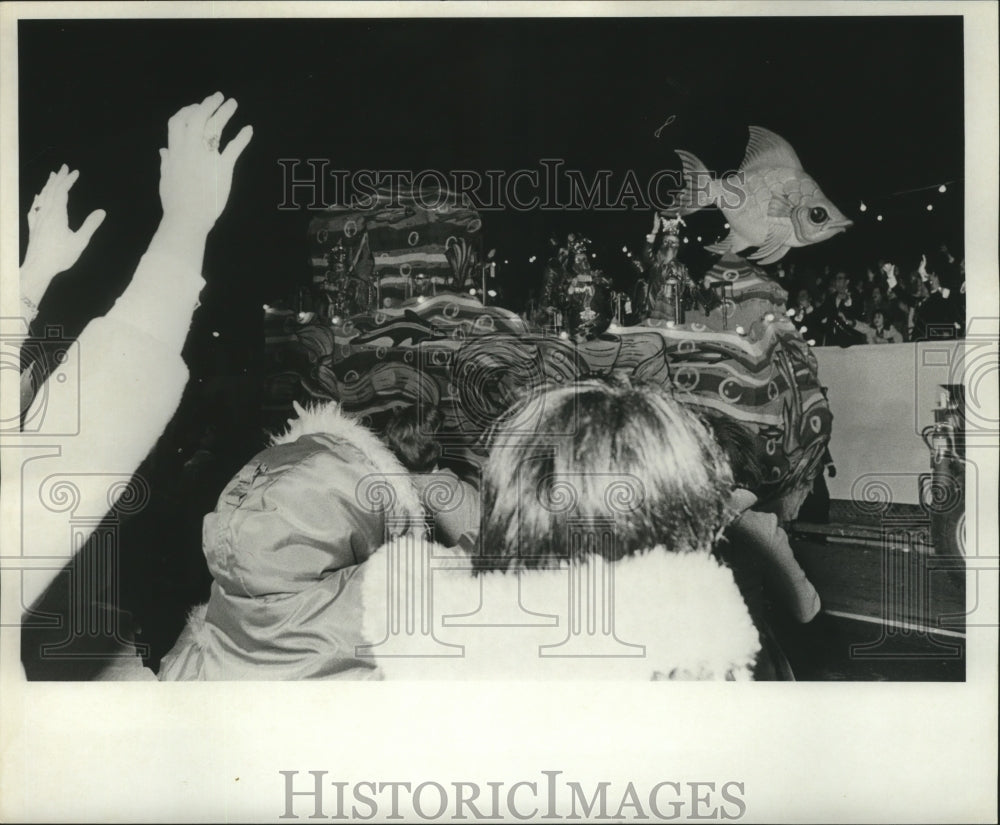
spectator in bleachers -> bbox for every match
[859,309,903,344]
[792,288,817,328]
[862,283,887,322]
[912,251,962,340]
[816,271,864,347]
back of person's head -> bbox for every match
[475,377,734,571]
[382,404,443,473]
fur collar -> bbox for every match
[271,400,423,526]
[360,539,761,680]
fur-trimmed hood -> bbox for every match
[158,400,422,681]
[359,538,761,680]
[270,399,424,526]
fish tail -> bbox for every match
[674,150,717,214]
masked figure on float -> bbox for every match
[540,233,613,342]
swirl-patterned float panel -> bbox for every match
[264,260,831,508]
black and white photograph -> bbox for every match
[1,2,997,822]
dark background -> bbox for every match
[20,15,964,364]
[17,16,965,668]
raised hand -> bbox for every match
[21,164,107,292]
[884,264,898,292]
[157,92,253,233]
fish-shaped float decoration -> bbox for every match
[675,126,852,264]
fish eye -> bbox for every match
[809,207,829,224]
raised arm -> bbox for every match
[112,92,253,350]
[19,93,252,613]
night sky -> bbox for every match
[19,15,964,374]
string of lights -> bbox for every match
[854,178,960,222]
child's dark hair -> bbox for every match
[382,405,443,473]
[698,409,765,491]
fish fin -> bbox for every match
[753,248,789,265]
[704,234,733,255]
[768,193,795,218]
[748,224,792,263]
[740,126,804,172]
[674,149,716,213]
[729,233,753,253]
[705,231,753,255]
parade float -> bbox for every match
[264,128,851,516]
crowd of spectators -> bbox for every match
[770,246,965,346]
[518,240,966,347]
